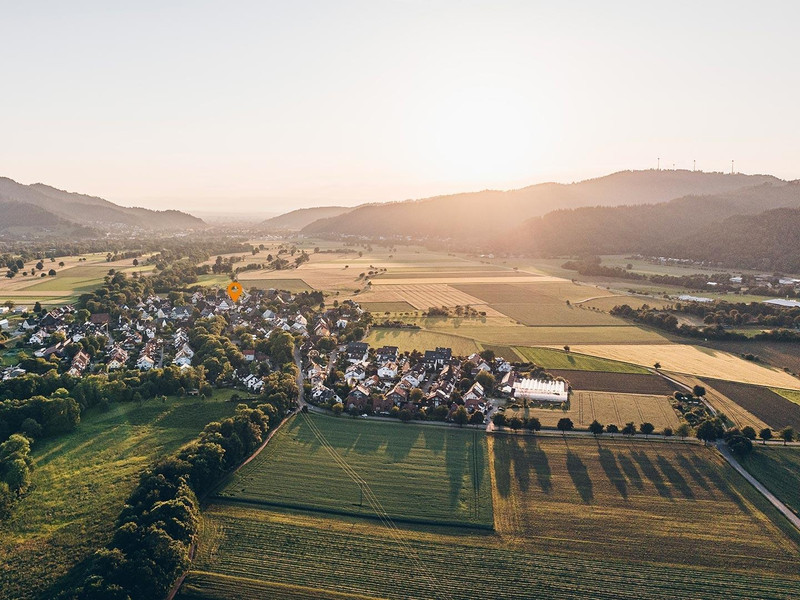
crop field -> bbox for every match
[704,378,800,430]
[561,344,800,389]
[216,413,493,528]
[666,374,767,431]
[489,436,800,574]
[358,301,417,313]
[180,437,800,600]
[505,391,681,430]
[544,370,678,395]
[692,339,800,374]
[742,447,800,518]
[514,346,649,373]
[0,392,239,600]
[773,388,800,407]
[236,277,312,292]
[365,327,480,355]
[578,295,671,311]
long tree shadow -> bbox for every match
[421,425,445,455]
[656,455,694,499]
[690,454,748,512]
[384,426,420,462]
[528,439,552,494]
[598,445,627,499]
[508,437,531,493]
[469,432,487,495]
[445,430,468,508]
[566,451,593,503]
[631,450,672,499]
[675,454,711,491]
[617,453,643,490]
[493,438,511,499]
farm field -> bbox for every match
[667,374,768,432]
[691,339,800,374]
[489,436,800,573]
[359,301,416,313]
[561,343,800,389]
[536,370,678,395]
[365,327,480,356]
[180,437,800,600]
[578,294,671,311]
[0,392,239,600]
[504,391,681,430]
[236,277,312,292]
[773,388,800,407]
[703,378,800,430]
[513,346,649,373]
[742,447,800,518]
[216,413,493,528]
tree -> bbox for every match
[662,427,673,437]
[692,384,706,397]
[48,269,56,276]
[653,362,661,370]
[525,417,541,432]
[475,371,495,393]
[332,402,344,415]
[675,423,691,440]
[469,411,485,425]
[741,426,757,440]
[557,417,573,435]
[640,422,655,438]
[492,412,507,428]
[399,408,413,422]
[621,422,636,436]
[696,420,720,445]
[508,416,523,431]
[728,434,753,458]
[606,423,619,435]
[563,345,570,353]
[588,419,603,437]
[452,406,468,427]
[759,428,773,445]
[779,426,795,445]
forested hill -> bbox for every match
[261,206,352,231]
[0,177,204,235]
[504,181,800,270]
[300,170,780,239]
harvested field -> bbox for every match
[704,378,800,430]
[489,437,800,573]
[372,276,563,285]
[579,295,671,311]
[545,370,679,395]
[365,328,479,356]
[505,391,681,430]
[236,277,312,292]
[359,301,416,313]
[514,347,649,373]
[562,344,800,389]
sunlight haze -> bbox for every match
[2,0,798,213]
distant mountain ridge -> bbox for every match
[261,206,353,231]
[0,177,204,236]
[299,170,782,240]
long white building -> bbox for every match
[513,378,568,403]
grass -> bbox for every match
[772,388,800,407]
[179,436,800,600]
[561,343,800,389]
[0,392,239,600]
[504,391,681,430]
[217,413,493,528]
[513,346,649,373]
[364,327,480,356]
[741,446,800,518]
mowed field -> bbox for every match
[489,436,800,578]
[505,391,681,430]
[513,346,649,373]
[0,392,239,600]
[180,435,800,600]
[742,447,800,518]
[217,413,493,528]
[561,344,800,389]
[704,378,800,430]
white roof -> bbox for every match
[513,378,567,396]
[677,295,713,303]
[763,298,800,308]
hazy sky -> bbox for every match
[2,0,799,214]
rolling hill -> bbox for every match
[299,170,781,240]
[260,206,352,231]
[0,177,204,235]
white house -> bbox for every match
[513,378,568,403]
[0,319,9,330]
[136,355,155,370]
[345,363,367,382]
[377,361,398,379]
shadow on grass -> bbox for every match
[566,451,593,503]
[598,445,627,499]
[632,450,672,499]
[507,437,531,493]
[493,438,511,499]
[675,454,710,491]
[656,455,694,499]
[421,426,445,455]
[528,439,552,494]
[383,426,420,462]
[617,453,643,490]
[690,454,748,512]
[445,430,468,508]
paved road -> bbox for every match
[717,441,800,531]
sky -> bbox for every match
[1,0,799,215]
